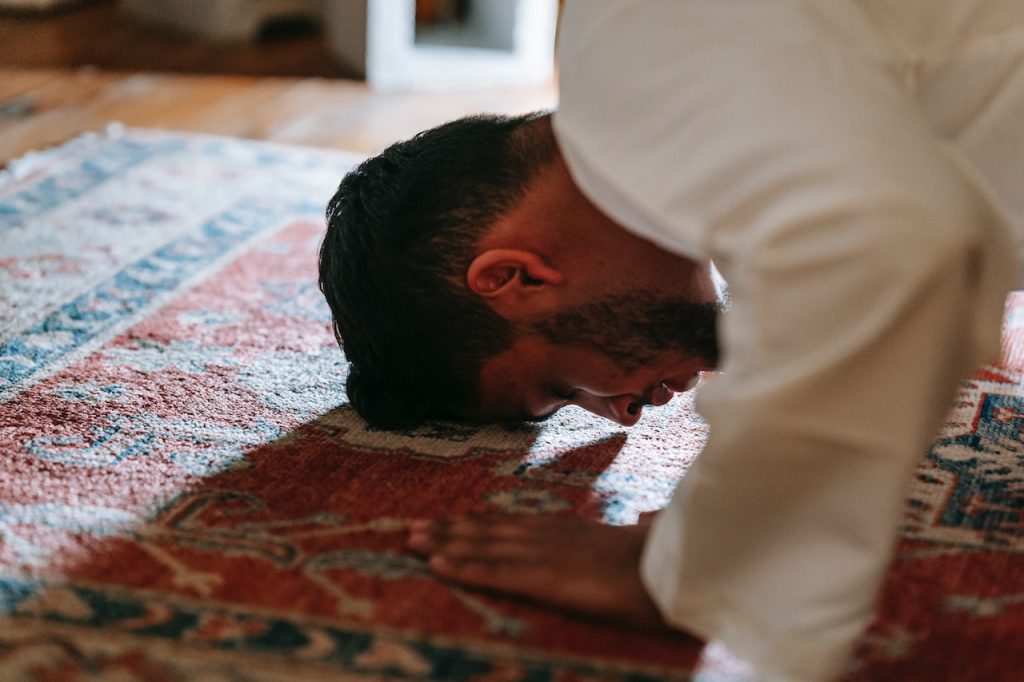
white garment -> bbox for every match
[554,2,1023,680]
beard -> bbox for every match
[531,292,722,373]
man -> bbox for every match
[320,2,1024,679]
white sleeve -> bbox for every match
[640,172,1009,680]
[554,1,1018,680]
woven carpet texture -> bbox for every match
[0,130,1022,681]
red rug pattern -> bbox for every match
[0,130,1021,681]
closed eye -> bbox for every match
[552,387,577,403]
[524,409,560,423]
[553,388,579,401]
[522,387,579,423]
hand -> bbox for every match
[408,514,670,630]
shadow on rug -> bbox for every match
[0,129,1021,681]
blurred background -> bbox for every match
[0,0,559,161]
[1,0,345,78]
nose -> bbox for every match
[573,392,645,427]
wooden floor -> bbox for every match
[0,68,557,165]
[0,3,557,166]
[0,0,347,78]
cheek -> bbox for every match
[575,366,649,397]
[560,348,661,397]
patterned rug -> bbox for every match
[0,129,1021,681]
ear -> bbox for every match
[466,249,564,313]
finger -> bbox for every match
[407,518,457,554]
[429,537,542,563]
[409,520,543,560]
[410,516,536,543]
[407,528,436,553]
[408,522,536,558]
[429,554,560,594]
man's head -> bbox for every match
[320,111,722,429]
[319,112,558,428]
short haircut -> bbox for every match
[319,112,556,428]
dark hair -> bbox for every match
[319,112,556,428]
